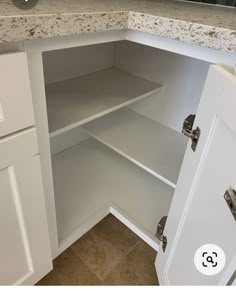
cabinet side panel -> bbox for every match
[26,50,59,258]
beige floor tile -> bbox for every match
[104,240,159,285]
[71,214,140,280]
[36,271,61,286]
[36,215,158,286]
[36,248,102,286]
[92,214,141,252]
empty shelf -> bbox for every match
[46,68,161,137]
[52,138,173,243]
[83,109,188,188]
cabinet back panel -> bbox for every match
[50,126,90,156]
[43,42,114,85]
[114,41,211,132]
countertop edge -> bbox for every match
[0,9,235,54]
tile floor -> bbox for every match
[37,214,159,286]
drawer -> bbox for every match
[0,52,35,137]
[0,127,38,168]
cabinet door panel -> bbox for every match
[156,65,236,285]
[0,129,52,285]
[0,52,34,137]
[0,166,32,285]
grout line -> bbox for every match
[103,240,140,281]
[61,213,154,283]
[70,238,140,283]
[68,216,142,283]
[70,246,104,283]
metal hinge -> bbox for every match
[182,114,201,152]
[155,216,168,252]
[224,189,236,220]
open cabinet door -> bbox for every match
[155,65,236,285]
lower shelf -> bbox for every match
[83,108,188,188]
[52,138,173,245]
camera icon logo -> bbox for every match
[194,244,226,276]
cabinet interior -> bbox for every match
[42,41,210,249]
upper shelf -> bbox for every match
[46,68,161,137]
[83,108,188,188]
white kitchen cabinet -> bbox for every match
[0,128,52,285]
[24,30,236,285]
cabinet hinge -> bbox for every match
[182,114,201,152]
[224,189,236,220]
[155,216,168,252]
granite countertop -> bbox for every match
[0,0,236,53]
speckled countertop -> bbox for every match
[0,0,236,53]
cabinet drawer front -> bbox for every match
[0,127,38,168]
[0,52,34,137]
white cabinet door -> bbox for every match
[0,128,52,285]
[156,65,236,285]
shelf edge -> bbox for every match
[49,86,162,138]
[83,128,177,189]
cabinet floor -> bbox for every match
[37,214,159,285]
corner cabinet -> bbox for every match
[4,30,236,285]
[0,52,52,285]
[25,31,236,286]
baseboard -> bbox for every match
[55,202,159,258]
[110,204,159,252]
[57,204,110,257]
